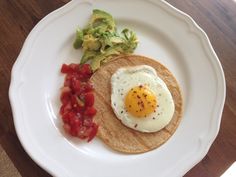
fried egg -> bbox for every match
[111,65,175,133]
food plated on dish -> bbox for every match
[59,9,183,153]
[92,55,183,153]
[9,0,225,176]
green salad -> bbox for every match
[73,9,139,71]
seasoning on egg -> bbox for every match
[111,65,175,133]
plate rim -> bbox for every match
[9,0,226,176]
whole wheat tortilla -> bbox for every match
[91,55,183,153]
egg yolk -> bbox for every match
[125,85,157,118]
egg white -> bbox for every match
[111,65,175,133]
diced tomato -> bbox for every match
[79,64,92,77]
[61,86,71,93]
[71,95,84,108]
[83,117,93,127]
[69,63,80,73]
[84,107,97,117]
[60,86,71,104]
[77,126,88,139]
[62,111,76,124]
[61,64,72,73]
[63,113,81,136]
[84,81,94,92]
[70,118,81,130]
[88,124,98,142]
[61,63,81,74]
[76,96,85,108]
[60,102,72,115]
[60,63,98,142]
[84,92,94,107]
[70,126,78,136]
[63,123,71,133]
[64,74,72,87]
[79,82,94,94]
[71,78,81,93]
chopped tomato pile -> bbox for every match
[60,63,98,142]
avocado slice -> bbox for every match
[73,28,84,49]
[88,9,116,32]
[90,46,122,71]
[82,34,101,51]
[80,50,98,64]
[73,9,139,71]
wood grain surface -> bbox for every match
[0,0,235,176]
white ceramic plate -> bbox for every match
[9,0,226,177]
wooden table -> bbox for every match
[0,0,235,176]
